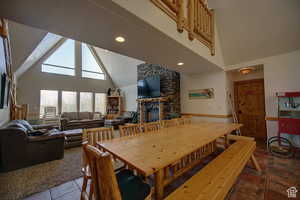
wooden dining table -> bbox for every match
[97,122,242,200]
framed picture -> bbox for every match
[188,88,214,99]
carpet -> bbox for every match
[0,147,82,200]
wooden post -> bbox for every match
[188,0,195,40]
[159,100,164,121]
[155,169,164,200]
[250,154,262,172]
[176,0,184,33]
[210,9,215,56]
[0,19,8,38]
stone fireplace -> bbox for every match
[137,64,180,122]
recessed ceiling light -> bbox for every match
[177,62,184,66]
[115,36,125,43]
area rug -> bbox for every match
[0,147,82,200]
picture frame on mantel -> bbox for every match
[188,88,215,100]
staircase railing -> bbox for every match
[151,0,215,55]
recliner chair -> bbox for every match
[0,120,65,172]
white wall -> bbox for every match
[113,0,225,68]
[17,41,114,119]
[94,47,144,112]
[120,84,137,111]
[181,69,231,122]
[226,50,300,146]
[94,47,143,87]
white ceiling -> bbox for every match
[3,0,299,74]
[0,0,220,75]
[209,0,300,65]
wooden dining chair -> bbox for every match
[144,121,161,132]
[81,127,116,200]
[182,115,192,124]
[161,119,179,128]
[82,144,152,200]
[119,124,145,137]
[177,116,192,125]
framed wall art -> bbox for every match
[188,88,214,100]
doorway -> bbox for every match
[234,79,267,142]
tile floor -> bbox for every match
[23,144,300,200]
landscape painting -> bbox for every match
[188,88,214,99]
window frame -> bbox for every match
[41,39,76,76]
[39,90,59,118]
[61,90,78,113]
[94,92,107,114]
[81,44,106,80]
[79,92,93,112]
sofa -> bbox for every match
[104,111,136,129]
[0,120,65,172]
[60,112,105,130]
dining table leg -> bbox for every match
[224,134,229,148]
[155,169,164,200]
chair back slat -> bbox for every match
[183,115,192,124]
[83,127,114,146]
[83,144,122,200]
[82,127,115,172]
[161,119,179,128]
[145,121,161,132]
[119,124,145,137]
[177,116,192,125]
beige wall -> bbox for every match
[17,41,114,119]
[181,70,231,122]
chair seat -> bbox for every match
[116,170,151,200]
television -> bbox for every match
[138,75,160,98]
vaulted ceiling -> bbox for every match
[2,0,300,77]
[209,0,300,65]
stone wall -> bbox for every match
[137,64,180,120]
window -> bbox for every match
[81,43,105,80]
[95,93,106,114]
[40,90,58,117]
[62,91,77,112]
[80,92,93,112]
[42,39,75,76]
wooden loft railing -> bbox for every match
[150,0,215,55]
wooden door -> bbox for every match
[234,79,267,141]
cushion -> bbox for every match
[78,112,91,120]
[93,112,102,119]
[6,122,28,133]
[122,112,133,118]
[16,120,34,132]
[62,112,78,120]
[116,170,151,200]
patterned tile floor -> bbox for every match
[23,144,300,200]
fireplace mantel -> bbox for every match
[137,97,168,123]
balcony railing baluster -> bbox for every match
[151,0,215,55]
